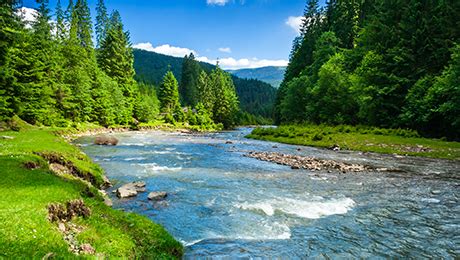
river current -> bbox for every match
[77,128,459,258]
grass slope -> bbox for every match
[247,125,460,160]
[0,127,183,258]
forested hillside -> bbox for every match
[0,0,157,127]
[228,66,286,88]
[0,0,268,130]
[276,0,460,140]
[133,49,276,119]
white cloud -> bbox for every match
[16,7,38,28]
[133,42,196,57]
[134,42,288,70]
[197,56,288,70]
[218,47,232,53]
[285,16,303,34]
[207,0,230,6]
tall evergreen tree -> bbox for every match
[98,10,137,121]
[180,53,201,106]
[74,0,93,49]
[95,0,108,48]
[0,0,21,120]
[275,0,325,124]
[208,67,239,128]
[196,70,214,113]
[158,71,181,118]
[55,0,66,41]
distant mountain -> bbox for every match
[228,66,286,88]
[133,49,276,118]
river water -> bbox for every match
[77,128,459,258]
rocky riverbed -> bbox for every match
[245,151,373,173]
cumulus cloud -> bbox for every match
[207,0,229,6]
[197,56,288,70]
[133,42,196,57]
[134,42,288,69]
[285,16,303,34]
[218,47,232,53]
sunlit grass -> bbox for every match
[0,127,183,258]
[247,124,460,160]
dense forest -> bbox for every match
[133,49,276,120]
[0,0,155,127]
[276,0,460,140]
[0,0,271,130]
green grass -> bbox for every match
[138,120,223,132]
[247,124,460,160]
[0,126,183,258]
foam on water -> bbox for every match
[124,157,146,161]
[236,197,355,219]
[138,163,182,173]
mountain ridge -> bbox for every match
[227,66,286,88]
[133,49,277,118]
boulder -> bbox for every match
[148,191,168,200]
[94,135,119,146]
[116,186,137,198]
[116,181,146,198]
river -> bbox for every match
[77,128,459,258]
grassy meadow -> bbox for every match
[247,125,460,160]
[0,125,183,258]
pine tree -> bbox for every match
[325,0,360,49]
[209,67,239,128]
[158,71,182,119]
[275,0,325,124]
[0,0,21,120]
[55,0,66,41]
[95,0,108,48]
[98,10,137,120]
[196,70,215,113]
[74,0,93,49]
[180,53,201,106]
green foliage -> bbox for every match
[0,0,163,127]
[95,0,108,48]
[180,53,201,106]
[275,0,460,140]
[208,67,240,129]
[132,49,276,122]
[248,124,460,160]
[158,71,181,118]
[134,83,160,123]
[0,128,183,258]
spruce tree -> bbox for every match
[196,70,215,113]
[95,0,108,48]
[74,0,93,49]
[55,0,66,41]
[158,71,182,119]
[0,0,21,120]
[180,53,201,106]
[98,10,137,122]
[209,67,239,128]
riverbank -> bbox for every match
[0,123,183,258]
[247,125,460,160]
[57,120,221,142]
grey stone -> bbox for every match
[148,191,168,200]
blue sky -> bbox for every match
[21,0,314,69]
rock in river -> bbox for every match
[94,135,119,146]
[148,191,168,200]
[116,181,146,198]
